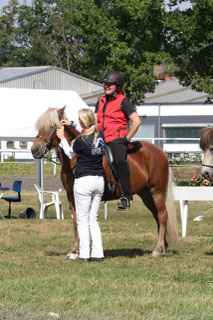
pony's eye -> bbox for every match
[210,147,213,153]
[50,126,55,130]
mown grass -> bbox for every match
[0,162,61,177]
[0,162,202,179]
[0,192,212,320]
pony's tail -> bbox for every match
[165,167,179,247]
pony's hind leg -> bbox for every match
[138,187,167,257]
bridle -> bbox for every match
[36,127,58,157]
[36,121,75,160]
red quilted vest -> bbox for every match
[97,94,129,143]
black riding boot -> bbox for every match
[116,160,132,210]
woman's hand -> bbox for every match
[60,119,71,126]
[56,128,65,140]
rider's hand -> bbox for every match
[113,136,130,145]
[56,128,65,140]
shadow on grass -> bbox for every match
[45,251,68,257]
[104,248,152,258]
[45,249,179,258]
[205,251,213,256]
[0,215,18,219]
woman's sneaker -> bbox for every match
[117,197,130,210]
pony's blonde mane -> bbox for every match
[35,107,67,133]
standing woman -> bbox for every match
[95,70,141,211]
[57,109,105,262]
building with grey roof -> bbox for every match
[0,66,104,105]
[143,78,209,103]
[137,78,212,154]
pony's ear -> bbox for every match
[58,106,66,118]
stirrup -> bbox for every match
[117,197,130,211]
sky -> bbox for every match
[0,0,192,12]
[0,0,31,10]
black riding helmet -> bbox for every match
[102,70,124,86]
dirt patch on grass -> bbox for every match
[171,166,202,180]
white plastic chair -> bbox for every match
[34,184,64,220]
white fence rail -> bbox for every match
[0,149,33,162]
[0,137,202,167]
[173,186,213,237]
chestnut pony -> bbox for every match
[31,107,178,258]
[200,127,213,180]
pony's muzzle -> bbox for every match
[31,143,47,159]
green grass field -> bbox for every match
[0,162,61,177]
[0,189,212,320]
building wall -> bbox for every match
[135,103,213,152]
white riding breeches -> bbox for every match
[74,175,104,259]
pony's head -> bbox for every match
[200,127,213,179]
[31,106,67,159]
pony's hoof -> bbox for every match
[152,250,165,257]
[66,253,79,261]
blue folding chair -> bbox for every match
[1,181,22,218]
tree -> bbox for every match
[70,0,170,103]
[0,0,173,103]
[0,0,21,66]
[164,0,213,100]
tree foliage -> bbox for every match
[0,0,21,66]
[0,0,212,103]
[164,0,213,100]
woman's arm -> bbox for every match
[127,112,141,140]
[56,128,77,159]
[59,139,77,159]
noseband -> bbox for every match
[36,121,75,157]
[202,163,213,169]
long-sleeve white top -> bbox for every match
[59,139,76,159]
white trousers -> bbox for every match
[74,175,104,259]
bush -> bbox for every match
[167,152,202,165]
[176,174,213,186]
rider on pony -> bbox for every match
[95,70,141,210]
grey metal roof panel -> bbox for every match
[0,66,102,87]
[144,79,209,103]
[54,66,102,86]
[0,66,53,82]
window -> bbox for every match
[163,127,202,144]
[7,141,14,149]
[134,122,155,141]
[20,141,27,149]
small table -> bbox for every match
[0,187,10,219]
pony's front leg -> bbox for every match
[60,169,79,260]
[65,193,79,260]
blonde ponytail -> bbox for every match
[72,109,99,145]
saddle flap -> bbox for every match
[104,144,119,182]
[104,144,114,165]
